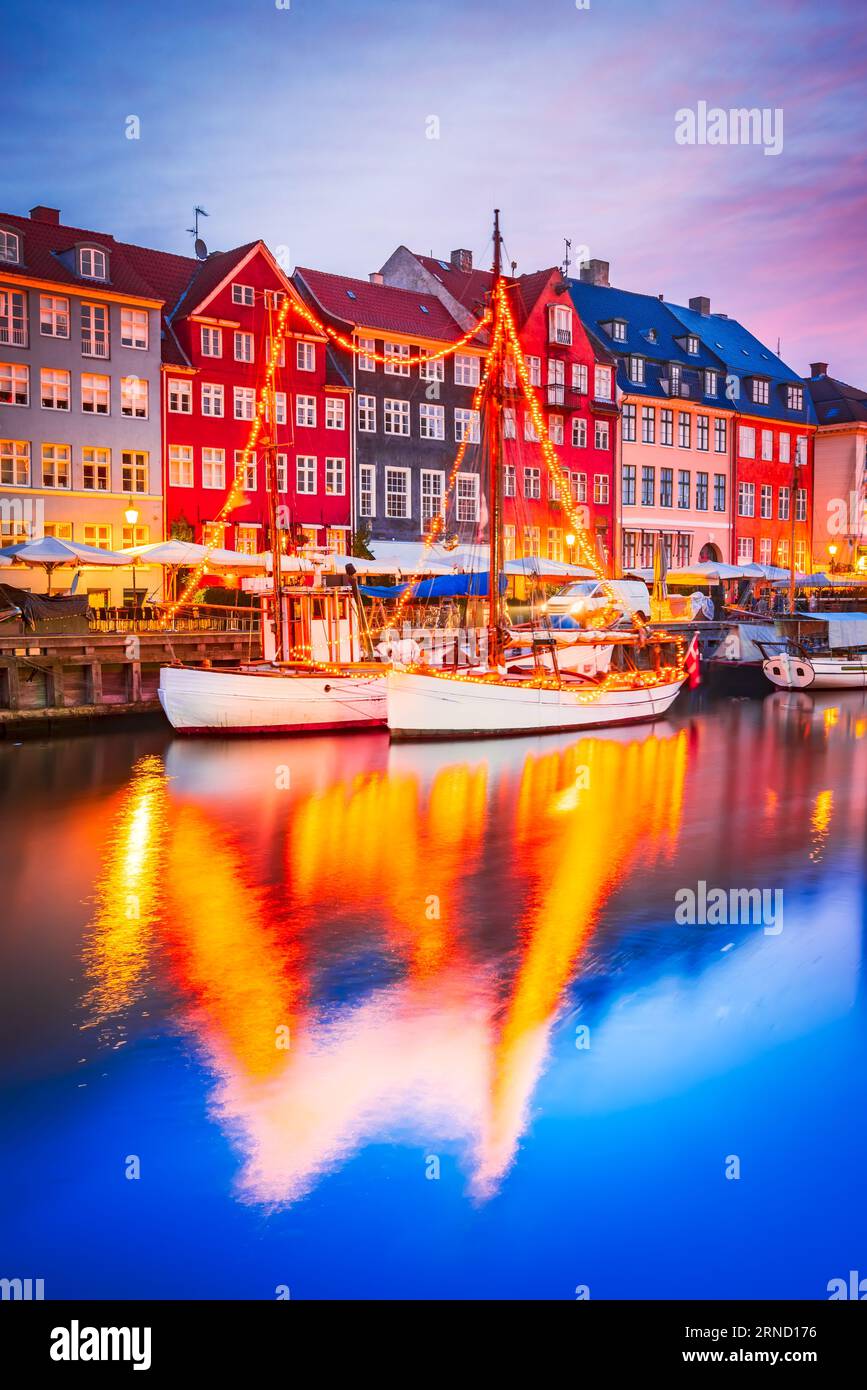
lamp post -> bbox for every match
[124,500,140,609]
[787,447,806,613]
[828,543,838,575]
[566,531,576,567]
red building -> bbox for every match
[731,409,816,572]
[134,240,352,557]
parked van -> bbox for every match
[542,578,651,624]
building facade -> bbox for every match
[0,205,164,604]
[804,362,867,574]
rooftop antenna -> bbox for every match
[562,237,572,277]
[511,259,517,276]
[776,335,781,356]
[186,206,209,260]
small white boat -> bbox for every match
[761,612,867,691]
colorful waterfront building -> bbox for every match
[804,362,867,574]
[0,204,164,604]
[379,248,617,567]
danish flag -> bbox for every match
[685,632,702,689]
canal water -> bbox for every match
[1,690,866,1300]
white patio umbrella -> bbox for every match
[120,540,267,571]
[504,558,596,579]
[0,536,128,593]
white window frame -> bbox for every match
[385,466,410,518]
[202,447,226,490]
[168,444,194,488]
[419,402,445,440]
[1,361,29,406]
[200,326,222,357]
[325,456,346,496]
[231,283,255,306]
[169,378,193,414]
[40,367,70,411]
[325,396,346,429]
[384,341,410,377]
[296,455,317,495]
[296,394,317,428]
[39,294,69,338]
[201,382,224,418]
[359,463,375,517]
[384,398,410,436]
[358,394,376,432]
[81,372,110,415]
[41,442,71,489]
[234,331,254,363]
[120,307,148,350]
[421,469,445,524]
[456,472,480,522]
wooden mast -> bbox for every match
[487,209,505,668]
[266,296,286,661]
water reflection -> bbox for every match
[78,693,867,1209]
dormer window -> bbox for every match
[629,355,645,384]
[647,328,658,343]
[669,363,682,394]
[751,378,770,405]
[594,364,612,399]
[232,284,255,306]
[0,228,21,264]
[611,320,627,342]
[704,369,718,396]
[686,335,699,354]
[79,246,107,280]
[549,304,572,345]
[786,384,804,411]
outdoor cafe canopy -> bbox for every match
[0,536,129,592]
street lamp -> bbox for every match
[566,531,576,566]
[828,543,838,574]
[124,499,140,609]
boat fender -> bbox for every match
[324,684,331,692]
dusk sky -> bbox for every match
[6,0,866,381]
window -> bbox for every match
[0,229,20,263]
[795,435,807,466]
[704,370,718,397]
[622,464,636,506]
[777,537,790,565]
[759,537,772,566]
[695,472,709,510]
[296,455,317,494]
[421,470,445,524]
[79,247,107,280]
[454,408,480,443]
[686,335,699,355]
[524,467,541,499]
[234,331,254,363]
[548,474,559,502]
[611,320,627,341]
[795,539,807,571]
[503,526,516,562]
[358,338,376,371]
[760,484,773,519]
[419,403,445,439]
[593,474,609,506]
[622,531,638,571]
[622,403,636,443]
[276,454,288,493]
[779,432,791,463]
[1,362,29,406]
[200,448,226,490]
[122,450,148,493]
[456,473,479,522]
[660,467,673,507]
[550,414,564,445]
[120,375,148,418]
[236,451,256,491]
[40,367,74,412]
[504,357,516,389]
[594,365,612,399]
[787,385,804,411]
[266,336,285,368]
[39,294,69,338]
[232,283,254,306]
[359,464,375,517]
[594,419,610,450]
[201,382,224,418]
[169,378,192,414]
[678,412,691,449]
[273,391,287,425]
[738,481,755,517]
[202,523,226,549]
[641,406,655,444]
[234,386,255,420]
[42,443,71,489]
[297,341,315,372]
[669,364,682,396]
[358,395,376,432]
[504,464,516,497]
[572,363,588,394]
[325,397,346,430]
[796,487,808,522]
[504,408,516,440]
[296,394,316,427]
[641,466,655,506]
[549,304,572,345]
[572,472,587,504]
[522,525,541,556]
[454,353,480,387]
[547,358,565,405]
[572,416,587,448]
[525,355,541,386]
[385,467,410,518]
[83,524,112,551]
[678,470,690,508]
[420,351,444,383]
[235,525,260,556]
[0,288,27,347]
[738,425,756,458]
[714,417,727,453]
[124,523,150,552]
[547,528,562,561]
[81,303,109,357]
[761,429,773,461]
[120,308,148,350]
[737,536,755,563]
[169,445,193,487]
[201,326,222,357]
[713,474,726,512]
[82,446,110,490]
[1,439,30,486]
[524,414,539,442]
[325,457,345,495]
[778,486,790,521]
[696,414,709,451]
[660,409,674,446]
[81,373,110,414]
[384,341,410,377]
[629,355,645,383]
[751,378,770,405]
[384,398,410,436]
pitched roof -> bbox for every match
[0,209,168,301]
[805,372,867,425]
[412,254,495,318]
[294,267,469,342]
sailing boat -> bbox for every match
[387,211,688,740]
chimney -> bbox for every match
[689,295,711,316]
[810,361,828,378]
[369,272,384,285]
[450,248,473,273]
[30,205,60,224]
[579,258,610,287]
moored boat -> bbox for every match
[762,612,867,690]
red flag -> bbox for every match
[685,632,701,689]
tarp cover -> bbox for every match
[359,573,508,599]
[809,612,867,649]
[0,583,89,628]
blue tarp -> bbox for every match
[359,573,507,600]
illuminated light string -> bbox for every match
[287,294,492,367]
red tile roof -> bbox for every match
[295,267,469,342]
[411,254,562,329]
[0,210,171,301]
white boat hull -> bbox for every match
[387,669,686,740]
[159,664,388,735]
[763,652,867,690]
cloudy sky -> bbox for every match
[6,0,866,380]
